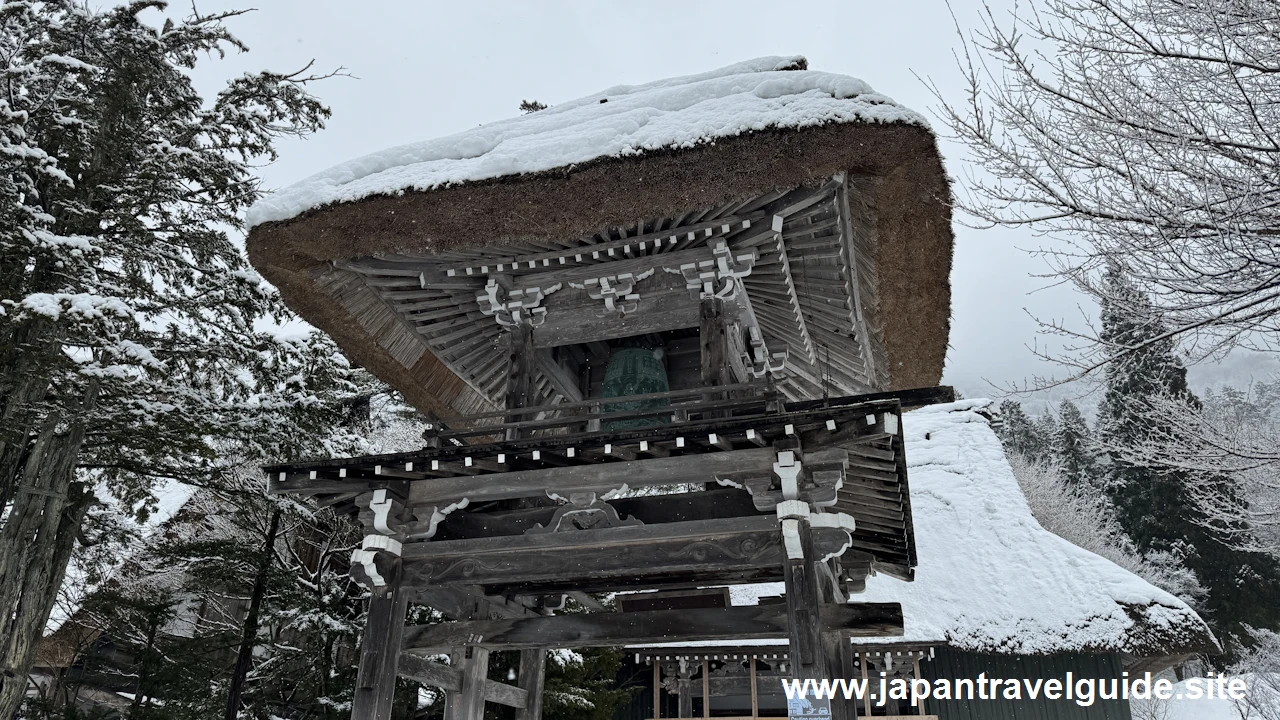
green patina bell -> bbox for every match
[601,347,670,431]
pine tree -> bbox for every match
[0,3,354,716]
[995,400,1051,462]
[1053,400,1095,488]
[1097,266,1280,655]
[1097,266,1200,555]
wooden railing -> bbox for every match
[429,384,955,444]
[432,382,781,441]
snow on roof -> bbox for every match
[245,56,926,228]
[634,401,1213,656]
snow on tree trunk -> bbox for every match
[0,4,364,717]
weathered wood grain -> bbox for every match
[402,602,902,652]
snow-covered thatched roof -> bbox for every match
[636,401,1216,658]
[245,56,953,417]
[245,56,924,228]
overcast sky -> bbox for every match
[175,0,1271,407]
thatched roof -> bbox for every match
[246,57,954,419]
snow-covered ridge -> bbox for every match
[637,401,1212,655]
[245,56,926,228]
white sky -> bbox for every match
[176,0,1272,407]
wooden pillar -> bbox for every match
[823,633,853,720]
[514,648,546,720]
[859,651,872,718]
[677,662,693,718]
[699,298,732,388]
[445,646,491,720]
[749,657,758,720]
[352,567,409,720]
[653,661,662,720]
[701,660,710,719]
[506,323,536,439]
[783,515,830,682]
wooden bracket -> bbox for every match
[527,492,642,534]
[574,270,649,316]
[742,325,788,378]
[675,239,757,299]
[477,278,559,327]
[730,448,848,512]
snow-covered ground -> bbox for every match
[245,56,924,228]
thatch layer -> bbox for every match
[248,122,953,419]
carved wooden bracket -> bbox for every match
[673,239,756,299]
[575,271,649,316]
[527,491,643,533]
[351,488,408,588]
[742,325,788,378]
[723,449,849,511]
[477,279,560,327]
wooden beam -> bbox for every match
[399,652,462,691]
[512,247,711,289]
[398,638,531,709]
[485,674,529,709]
[413,587,544,621]
[403,602,901,653]
[402,515,857,590]
[407,448,778,506]
[435,213,766,277]
[533,289,700,348]
[536,350,584,403]
[786,385,955,413]
[613,489,760,525]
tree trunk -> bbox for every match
[129,611,162,717]
[225,507,282,720]
[0,381,98,720]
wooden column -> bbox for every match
[859,651,872,718]
[677,663,693,718]
[699,298,731,388]
[822,633,853,720]
[352,566,409,720]
[701,660,710,719]
[505,323,536,439]
[749,657,758,720]
[783,516,830,682]
[445,646,491,720]
[514,649,546,720]
[653,661,662,720]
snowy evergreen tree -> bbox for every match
[995,400,1050,462]
[1097,267,1280,655]
[542,646,633,720]
[0,3,358,715]
[1097,266,1201,556]
[1053,400,1096,488]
